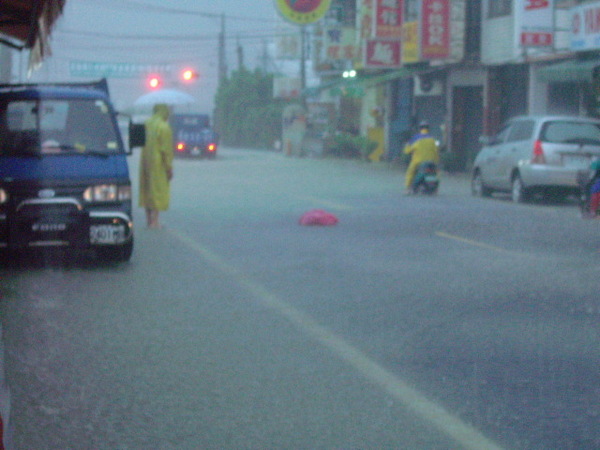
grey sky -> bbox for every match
[27,0,292,113]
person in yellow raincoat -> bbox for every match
[403,121,440,194]
[139,103,174,228]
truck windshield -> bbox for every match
[0,99,120,156]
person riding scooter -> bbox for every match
[403,121,440,195]
[582,159,600,218]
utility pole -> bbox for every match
[262,39,269,73]
[237,35,244,70]
[218,13,227,82]
[300,26,307,108]
[300,26,306,93]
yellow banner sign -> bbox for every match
[402,21,419,63]
[275,0,332,25]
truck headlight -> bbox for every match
[84,184,131,202]
[0,188,8,204]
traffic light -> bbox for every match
[147,74,162,90]
[181,68,199,82]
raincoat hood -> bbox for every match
[153,103,170,121]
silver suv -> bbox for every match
[471,115,600,202]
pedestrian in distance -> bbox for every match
[403,120,440,195]
[139,103,174,229]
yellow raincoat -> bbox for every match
[404,131,439,188]
[139,104,174,211]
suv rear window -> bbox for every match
[540,121,600,145]
[507,120,535,142]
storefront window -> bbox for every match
[488,0,511,18]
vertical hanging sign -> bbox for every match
[420,0,450,59]
[520,0,554,47]
[374,0,403,38]
[402,21,419,63]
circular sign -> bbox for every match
[275,0,332,25]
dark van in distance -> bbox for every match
[0,80,134,262]
[171,113,218,159]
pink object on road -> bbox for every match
[299,209,339,226]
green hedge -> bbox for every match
[214,68,285,149]
[323,133,378,160]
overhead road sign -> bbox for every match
[70,61,175,79]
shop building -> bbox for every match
[307,0,600,171]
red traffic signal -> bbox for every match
[181,68,199,82]
[147,74,162,90]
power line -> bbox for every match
[84,0,281,23]
[55,28,299,42]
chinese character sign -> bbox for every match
[374,0,403,38]
[420,0,450,59]
[324,27,358,61]
[402,21,419,63]
[570,1,600,51]
[365,39,401,68]
[520,0,554,47]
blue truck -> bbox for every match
[171,113,218,159]
[0,80,134,262]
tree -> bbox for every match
[214,68,286,149]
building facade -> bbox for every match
[308,0,600,171]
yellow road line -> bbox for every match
[436,231,511,253]
[169,227,504,450]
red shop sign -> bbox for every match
[364,39,402,68]
[421,0,450,59]
[374,0,403,38]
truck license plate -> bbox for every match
[90,225,125,244]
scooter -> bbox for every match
[411,161,440,195]
[578,167,600,218]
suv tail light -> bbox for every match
[176,142,186,152]
[532,139,546,164]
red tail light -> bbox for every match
[176,142,186,152]
[532,139,546,164]
[207,143,216,152]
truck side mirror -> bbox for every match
[129,121,145,151]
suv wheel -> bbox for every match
[511,174,528,203]
[472,171,491,197]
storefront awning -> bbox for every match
[0,0,66,67]
[536,58,600,83]
[304,65,427,98]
